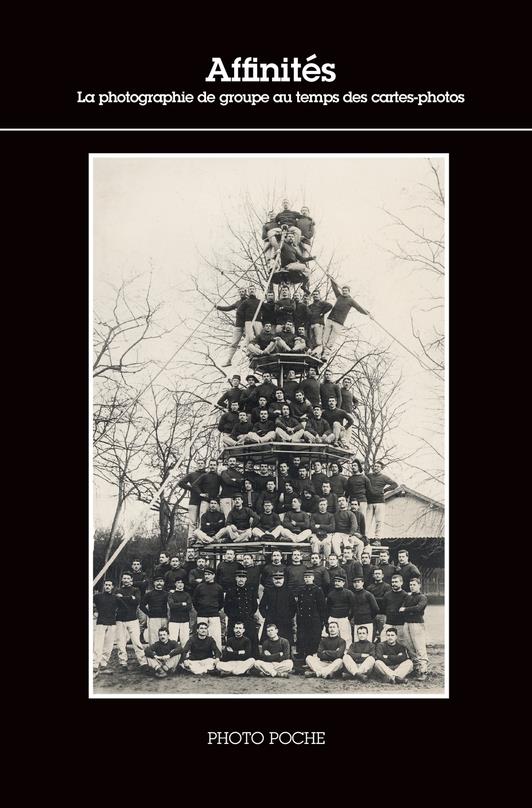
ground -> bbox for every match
[93,606,445,696]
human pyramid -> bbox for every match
[93,199,430,688]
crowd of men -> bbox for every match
[216,280,369,367]
[93,545,429,684]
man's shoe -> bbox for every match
[341,672,353,680]
[155,669,167,678]
[119,665,128,672]
[219,669,232,677]
[277,672,289,678]
[395,676,407,684]
[416,673,427,682]
[100,667,113,675]
[356,674,369,683]
[304,671,316,678]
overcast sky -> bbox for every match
[93,154,445,530]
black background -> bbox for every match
[6,31,523,781]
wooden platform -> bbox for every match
[221,440,354,464]
[249,352,324,377]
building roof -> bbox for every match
[384,485,444,510]
[380,485,444,539]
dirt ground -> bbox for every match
[93,645,444,696]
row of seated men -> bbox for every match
[93,546,428,682]
[217,282,369,366]
[178,456,398,544]
[216,369,356,448]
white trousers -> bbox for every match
[254,659,294,677]
[188,504,199,537]
[252,525,283,538]
[168,621,190,646]
[216,658,256,675]
[305,655,344,678]
[219,497,233,518]
[116,620,146,665]
[366,503,386,539]
[183,658,216,675]
[94,624,116,668]
[403,622,428,674]
[322,320,344,357]
[147,655,180,672]
[374,658,414,681]
[342,654,375,676]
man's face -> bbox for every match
[281,405,290,417]
[208,500,218,511]
[295,391,304,402]
[244,480,252,491]
[410,579,421,593]
[330,464,339,475]
[310,553,320,566]
[234,623,245,637]
[132,561,141,572]
[263,323,272,333]
[158,630,169,643]
[379,551,390,564]
[121,574,133,587]
[273,578,284,588]
[292,498,301,511]
[301,206,309,216]
[263,373,272,384]
[398,552,408,565]
[299,467,308,479]
[267,624,279,639]
[391,576,402,591]
[175,580,184,591]
[260,464,268,475]
[374,463,383,473]
[354,579,364,590]
[248,285,256,296]
[350,500,359,512]
[282,199,289,210]
[242,554,253,567]
[239,288,247,299]
[259,411,268,422]
[373,569,384,583]
[231,377,240,388]
[294,289,303,302]
[325,370,332,381]
[228,457,237,469]
[293,457,301,466]
[280,463,288,475]
[275,389,284,400]
[328,622,339,637]
[308,367,317,379]
[318,500,327,513]
[329,555,338,567]
[267,291,275,302]
[197,624,208,639]
[386,630,397,645]
[186,550,195,561]
[264,501,273,513]
[103,581,113,593]
[230,402,239,413]
[338,496,347,510]
[204,571,215,584]
[288,370,295,380]
[235,576,246,588]
[297,327,306,337]
[341,286,350,296]
[361,553,371,565]
[343,548,353,561]
[314,462,322,473]
[224,550,235,563]
[304,574,314,586]
[312,290,320,302]
[258,397,267,408]
[197,558,206,569]
[292,550,302,563]
[234,497,244,508]
[328,397,336,409]
[266,481,275,492]
[154,579,164,590]
[343,378,353,388]
[170,558,180,568]
[322,483,331,494]
[209,461,217,473]
[159,554,169,565]
[281,287,289,299]
[357,627,369,642]
[272,552,282,565]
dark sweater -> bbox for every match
[340,388,357,413]
[255,510,281,530]
[198,510,225,537]
[311,510,336,533]
[222,635,253,662]
[323,407,355,428]
[375,641,410,667]
[377,562,396,584]
[276,208,301,227]
[219,468,244,498]
[145,639,181,659]
[307,417,333,438]
[346,640,376,662]
[329,278,369,325]
[192,471,221,501]
[94,592,119,625]
[164,569,188,590]
[317,635,346,660]
[312,472,329,495]
[346,474,373,503]
[216,297,247,328]
[283,510,311,534]
[215,560,242,592]
[218,411,240,434]
[182,635,221,660]
[275,297,297,326]
[334,509,358,535]
[308,300,332,325]
[217,387,246,409]
[342,560,363,590]
[401,592,428,624]
[381,589,408,625]
[259,636,291,662]
[240,564,262,595]
[285,563,308,595]
[351,589,379,623]
[328,474,348,496]
[193,582,224,617]
[366,472,398,504]
[261,563,287,589]
[115,586,141,622]
[141,589,169,619]
[231,420,254,439]
[320,381,342,409]
[241,294,262,322]
[127,569,149,596]
[367,581,392,611]
[178,469,206,507]
[326,588,355,619]
[305,564,331,594]
[167,591,193,622]
[299,377,321,406]
[251,419,276,437]
[227,506,258,531]
[282,379,300,402]
[256,381,278,402]
[396,562,422,590]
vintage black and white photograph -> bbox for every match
[91,154,447,697]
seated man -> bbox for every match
[256,480,279,512]
[248,409,277,444]
[374,627,413,684]
[322,397,355,448]
[268,388,290,421]
[252,499,283,539]
[262,210,280,257]
[293,325,309,353]
[272,320,298,353]
[275,198,302,234]
[217,401,241,447]
[181,621,221,675]
[279,497,313,543]
[274,286,297,334]
[306,405,335,445]
[275,403,306,443]
[247,321,278,357]
[295,205,315,256]
[215,621,255,677]
[305,620,346,679]
[342,625,376,682]
[226,410,255,446]
[144,626,182,678]
[192,499,226,545]
[331,496,365,560]
[254,622,294,678]
[216,494,258,542]
[277,233,313,290]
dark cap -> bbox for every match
[303,569,315,577]
[246,375,259,383]
[204,567,215,576]
[231,374,241,381]
[353,575,363,582]
[333,573,346,581]
[273,571,285,579]
[153,575,165,581]
[235,569,247,577]
[234,493,244,500]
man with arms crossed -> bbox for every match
[216,621,255,677]
[254,622,294,678]
[342,625,376,681]
[305,620,345,679]
[374,627,413,684]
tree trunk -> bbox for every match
[102,493,125,580]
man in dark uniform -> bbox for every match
[178,463,206,538]
[224,569,259,656]
[259,569,297,644]
[296,568,327,659]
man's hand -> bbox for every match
[264,650,271,656]
[399,607,405,612]
[116,593,123,598]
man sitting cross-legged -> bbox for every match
[181,620,221,675]
[215,493,259,543]
[374,626,414,684]
[145,626,182,678]
[305,619,346,679]
[254,622,294,678]
[215,621,256,677]
[279,496,313,543]
[192,498,226,545]
[342,625,376,682]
